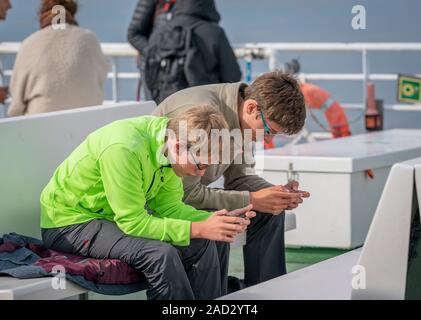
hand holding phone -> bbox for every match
[225,204,254,219]
[192,205,256,243]
[283,181,310,197]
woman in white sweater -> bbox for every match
[8,0,110,117]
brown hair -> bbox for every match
[245,71,306,135]
[39,0,78,29]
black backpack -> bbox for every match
[143,19,208,103]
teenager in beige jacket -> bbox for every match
[153,71,310,288]
[8,0,109,117]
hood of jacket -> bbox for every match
[173,0,221,23]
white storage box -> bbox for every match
[255,129,421,249]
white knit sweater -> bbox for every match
[8,25,110,117]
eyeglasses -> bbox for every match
[260,111,277,136]
[189,150,208,171]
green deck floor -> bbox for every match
[87,246,349,300]
[228,246,349,278]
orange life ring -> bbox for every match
[300,82,351,138]
[263,82,351,149]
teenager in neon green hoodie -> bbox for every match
[40,106,255,300]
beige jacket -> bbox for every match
[8,25,109,117]
[153,82,272,210]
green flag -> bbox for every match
[397,75,421,104]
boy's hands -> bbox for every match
[191,205,255,243]
[249,182,310,214]
[225,204,255,219]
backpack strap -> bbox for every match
[184,20,206,50]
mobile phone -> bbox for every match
[227,212,247,219]
[225,204,253,219]
[284,180,308,194]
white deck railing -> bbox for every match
[1,41,421,111]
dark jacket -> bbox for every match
[172,0,242,83]
[127,0,241,83]
[127,0,160,56]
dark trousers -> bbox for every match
[243,212,286,286]
[223,181,287,286]
[42,219,229,300]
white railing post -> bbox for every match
[362,49,369,110]
[110,57,119,103]
[268,49,279,72]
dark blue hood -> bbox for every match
[173,0,221,23]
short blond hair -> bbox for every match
[167,105,229,151]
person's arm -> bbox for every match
[223,160,273,193]
[127,0,157,55]
[223,153,307,214]
[148,166,253,243]
[182,173,251,211]
[148,170,212,222]
[182,149,305,214]
[217,29,242,83]
[99,144,192,246]
[182,147,271,211]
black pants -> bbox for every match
[222,181,287,286]
[42,219,229,300]
[243,212,286,286]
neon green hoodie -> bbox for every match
[40,116,211,246]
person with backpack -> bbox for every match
[141,0,242,103]
[127,0,177,101]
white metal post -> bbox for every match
[268,49,279,72]
[362,49,369,110]
[111,57,119,103]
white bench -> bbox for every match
[0,102,156,300]
[220,158,421,300]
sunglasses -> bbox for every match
[260,111,278,136]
